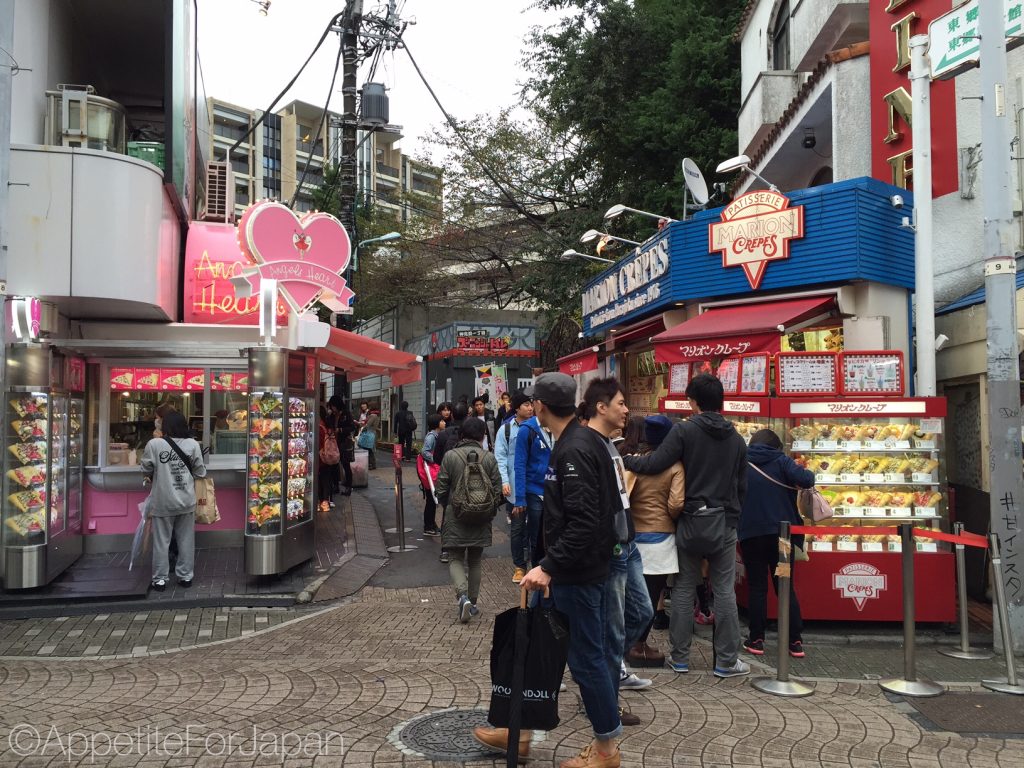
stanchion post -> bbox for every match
[752,521,814,698]
[879,523,943,697]
[981,533,1024,694]
[939,522,993,659]
[386,443,416,553]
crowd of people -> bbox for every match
[308,376,812,768]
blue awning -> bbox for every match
[937,270,1024,316]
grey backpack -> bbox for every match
[451,450,499,524]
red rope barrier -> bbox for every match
[911,528,989,548]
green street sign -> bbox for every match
[929,0,1024,80]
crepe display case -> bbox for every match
[1,345,84,589]
[759,397,955,622]
[244,348,317,576]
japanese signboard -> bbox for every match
[708,191,805,290]
[929,0,1024,80]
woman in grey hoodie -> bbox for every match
[142,411,207,591]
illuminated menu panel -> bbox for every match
[777,352,838,396]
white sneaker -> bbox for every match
[714,659,751,678]
[620,670,652,690]
[458,596,471,624]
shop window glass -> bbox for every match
[627,350,668,417]
[107,388,204,464]
[772,0,791,71]
[209,369,249,455]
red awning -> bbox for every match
[318,327,422,386]
[606,315,668,348]
[557,346,600,376]
[653,296,836,364]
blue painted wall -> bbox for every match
[583,177,916,335]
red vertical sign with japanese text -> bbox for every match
[869,0,958,196]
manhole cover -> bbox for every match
[389,708,500,761]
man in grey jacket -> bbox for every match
[621,373,749,678]
[142,411,207,591]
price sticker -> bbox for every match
[811,541,834,552]
[816,473,838,484]
[839,473,862,483]
[792,440,813,451]
[816,440,840,451]
[837,541,859,552]
[863,507,888,517]
[861,542,884,552]
[885,473,907,483]
[911,472,935,483]
[865,473,886,483]
[840,440,863,451]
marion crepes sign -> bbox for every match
[708,191,805,290]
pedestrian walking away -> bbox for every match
[622,373,749,678]
[396,400,417,460]
[418,413,445,536]
[622,414,684,669]
[434,417,503,623]
[142,411,207,591]
[435,402,469,564]
[476,371,623,768]
[495,390,534,583]
[740,428,814,659]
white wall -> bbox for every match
[11,0,72,145]
[830,56,871,181]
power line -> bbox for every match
[288,36,344,208]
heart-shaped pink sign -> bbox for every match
[238,201,353,314]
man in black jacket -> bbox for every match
[621,373,749,679]
[396,400,416,460]
[475,372,623,768]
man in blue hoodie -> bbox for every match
[495,390,534,583]
[512,404,552,570]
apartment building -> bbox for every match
[207,97,441,221]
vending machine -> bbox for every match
[244,348,317,576]
[1,345,84,589]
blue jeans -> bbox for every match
[550,582,623,739]
[604,542,654,673]
[513,494,543,568]
[509,502,527,569]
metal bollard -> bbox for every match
[386,453,416,553]
[879,523,944,697]
[981,533,1024,694]
[752,521,814,697]
[939,522,993,659]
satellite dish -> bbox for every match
[682,158,709,205]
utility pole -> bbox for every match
[909,35,936,396]
[978,0,1024,651]
[338,0,363,240]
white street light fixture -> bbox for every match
[354,231,402,271]
[715,153,780,192]
[603,204,676,223]
[561,248,614,265]
[580,229,641,247]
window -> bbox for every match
[772,0,791,71]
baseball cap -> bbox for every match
[530,372,577,410]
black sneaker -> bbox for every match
[151,579,167,591]
[789,640,806,658]
[423,527,441,537]
[652,610,669,630]
[743,637,765,655]
[439,550,451,564]
[177,578,193,588]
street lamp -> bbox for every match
[715,154,780,192]
[603,204,676,224]
[580,229,641,247]
[354,231,402,272]
[561,248,614,265]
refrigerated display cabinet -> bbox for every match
[1,345,84,588]
[244,348,316,575]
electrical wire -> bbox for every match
[288,37,344,208]
[223,11,343,160]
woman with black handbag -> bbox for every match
[141,411,206,591]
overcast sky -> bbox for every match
[197,0,557,159]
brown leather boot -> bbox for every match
[627,640,665,668]
[472,726,532,761]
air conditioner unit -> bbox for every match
[202,161,235,223]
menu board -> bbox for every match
[739,354,769,396]
[160,369,186,390]
[109,368,135,390]
[840,352,904,395]
[185,369,206,391]
[668,363,691,395]
[133,368,160,390]
[776,352,838,396]
[716,358,740,394]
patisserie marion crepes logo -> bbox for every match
[709,191,805,290]
[833,562,887,611]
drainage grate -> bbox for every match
[389,708,502,762]
[909,693,1024,736]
